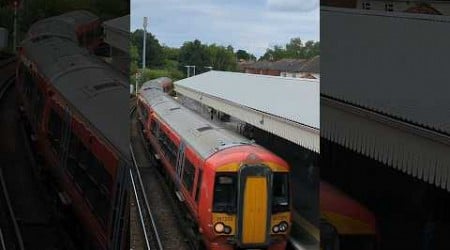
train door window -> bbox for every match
[151,119,159,137]
[213,173,237,213]
[23,66,34,98]
[139,102,148,120]
[272,173,290,213]
[86,153,112,194]
[67,133,81,177]
[159,131,177,166]
[195,169,203,203]
[78,143,90,171]
[182,158,195,193]
[48,110,63,154]
[35,89,44,122]
[77,150,110,228]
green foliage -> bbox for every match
[128,32,319,81]
[162,46,180,61]
[260,37,320,61]
[130,44,139,75]
[131,29,164,68]
[178,39,210,74]
[206,43,237,72]
[236,49,256,61]
[177,40,238,74]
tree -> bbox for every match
[236,49,251,61]
[207,44,237,71]
[130,44,139,74]
[259,37,320,60]
[178,39,210,75]
[131,29,164,68]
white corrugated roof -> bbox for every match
[174,71,320,152]
[175,71,320,129]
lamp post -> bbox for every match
[13,1,18,52]
[142,17,147,70]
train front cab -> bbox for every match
[201,154,291,250]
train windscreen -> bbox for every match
[272,173,289,213]
[213,173,237,213]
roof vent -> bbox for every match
[169,107,181,111]
[93,82,121,91]
[197,125,213,132]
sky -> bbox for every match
[130,0,319,58]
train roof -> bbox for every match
[140,80,252,159]
[58,10,99,25]
[21,36,129,158]
[25,11,99,42]
[26,17,78,42]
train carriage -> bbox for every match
[137,78,291,250]
[16,11,129,250]
[320,181,379,250]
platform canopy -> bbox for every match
[322,7,450,191]
[102,15,129,53]
[174,70,320,152]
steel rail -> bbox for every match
[129,104,164,250]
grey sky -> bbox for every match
[131,0,319,57]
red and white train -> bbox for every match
[16,11,129,250]
[137,77,292,250]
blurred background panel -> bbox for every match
[321,2,450,250]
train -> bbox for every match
[16,11,129,250]
[137,77,292,250]
[320,181,378,250]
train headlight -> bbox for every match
[279,221,289,232]
[224,226,232,234]
[272,225,280,233]
[214,222,225,233]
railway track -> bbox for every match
[0,56,24,250]
[130,104,193,250]
[0,169,25,250]
[130,105,164,250]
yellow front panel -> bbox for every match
[242,177,267,244]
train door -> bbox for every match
[237,165,272,247]
[175,142,185,184]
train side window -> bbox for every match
[48,110,63,154]
[195,169,203,203]
[182,158,195,193]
